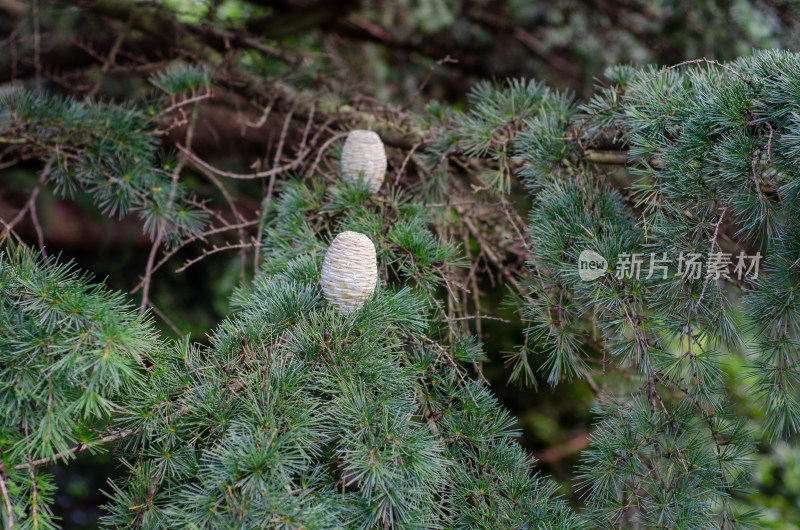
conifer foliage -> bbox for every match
[0,181,579,527]
[3,4,800,524]
[0,248,160,529]
[0,66,213,243]
[505,51,800,526]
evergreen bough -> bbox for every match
[431,50,800,526]
[4,48,800,528]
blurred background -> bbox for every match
[2,0,800,527]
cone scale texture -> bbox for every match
[340,130,387,193]
[321,231,378,313]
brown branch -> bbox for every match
[584,149,629,165]
[33,0,41,92]
[139,237,161,314]
[695,205,729,309]
[175,241,256,273]
[147,300,181,336]
[7,429,135,471]
[302,131,348,179]
[26,462,37,529]
[658,57,755,88]
[579,365,607,402]
[0,470,13,529]
[87,15,132,97]
[81,0,425,151]
[1,164,49,240]
[28,188,46,257]
[177,143,305,180]
[245,97,276,129]
[149,90,214,126]
[140,108,199,313]
[444,313,510,323]
[191,158,250,280]
[536,432,590,464]
[452,201,524,294]
[393,142,420,187]
[129,218,258,294]
[423,336,480,405]
[268,100,296,197]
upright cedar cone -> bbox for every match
[320,231,378,312]
[340,129,387,193]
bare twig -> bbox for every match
[88,15,132,97]
[140,108,199,313]
[245,97,276,129]
[147,90,213,126]
[129,218,258,294]
[444,313,510,323]
[26,462,37,529]
[33,0,41,92]
[147,301,181,335]
[193,164,249,280]
[393,142,419,186]
[177,143,305,180]
[175,241,256,273]
[0,470,13,528]
[400,55,458,110]
[750,153,765,202]
[139,236,161,314]
[452,201,524,293]
[268,101,296,198]
[0,164,49,241]
[303,131,348,179]
[579,365,607,402]
[695,205,729,308]
[423,336,480,405]
[28,190,46,257]
[536,432,590,463]
[584,150,629,164]
[659,57,755,88]
[3,429,135,472]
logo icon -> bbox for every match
[578,250,608,281]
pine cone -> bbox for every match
[340,130,387,193]
[320,231,378,313]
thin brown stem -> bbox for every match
[584,149,629,164]
[175,241,255,273]
[28,192,46,257]
[393,142,419,186]
[26,462,37,529]
[195,165,248,281]
[0,470,13,528]
[0,164,49,241]
[33,0,41,92]
[147,300,181,336]
[661,57,755,88]
[129,218,258,294]
[87,16,132,97]
[178,142,306,180]
[268,101,296,199]
[696,205,729,309]
[140,108,199,313]
[4,429,135,472]
[139,234,162,314]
